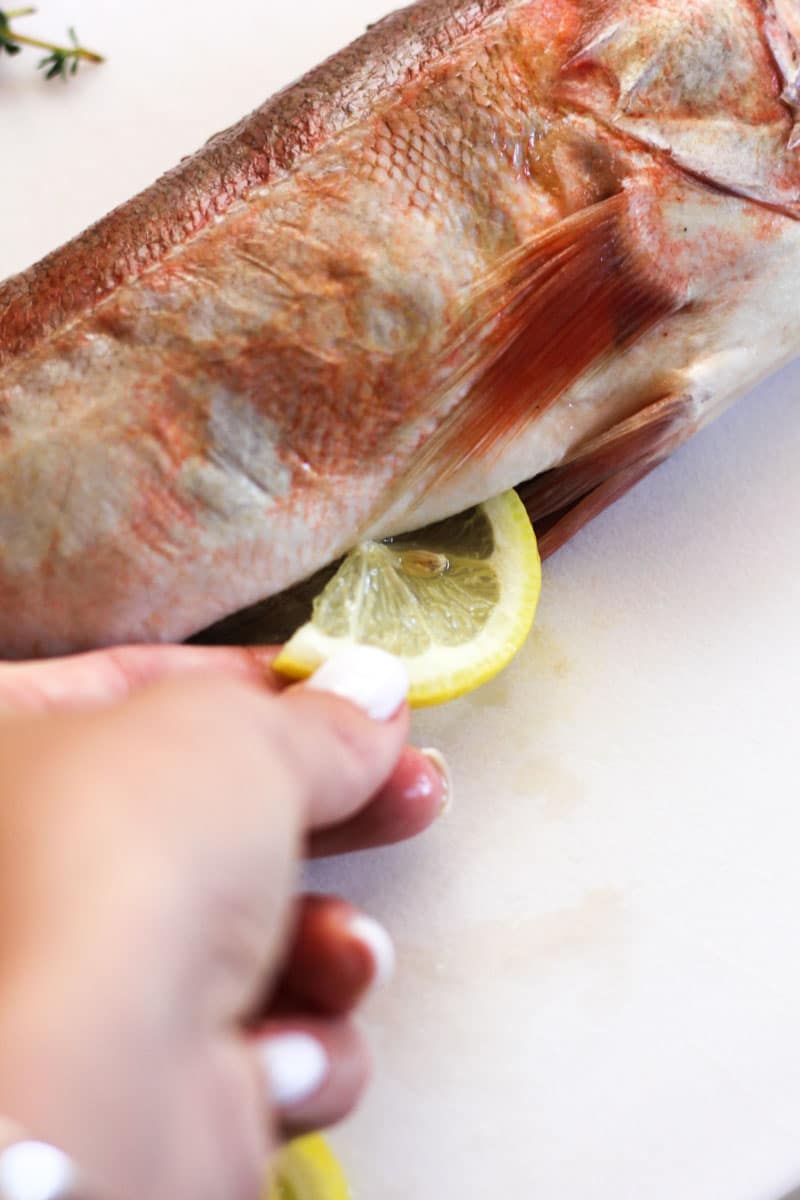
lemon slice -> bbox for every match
[273,490,541,707]
[267,1136,351,1200]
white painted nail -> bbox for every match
[0,1142,77,1200]
[260,1033,328,1108]
[306,646,409,721]
[349,914,396,987]
[421,747,453,815]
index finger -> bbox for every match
[275,677,411,833]
[269,649,447,846]
[308,745,449,857]
[0,643,282,714]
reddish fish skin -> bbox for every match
[1,0,799,657]
[0,0,505,365]
[1,0,541,657]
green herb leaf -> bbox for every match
[0,8,103,79]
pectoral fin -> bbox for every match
[519,390,700,558]
[405,193,679,496]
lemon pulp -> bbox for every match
[274,490,541,707]
[267,1136,351,1200]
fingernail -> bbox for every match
[348,914,396,987]
[307,646,409,721]
[421,747,453,815]
[260,1033,328,1108]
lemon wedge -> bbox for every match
[273,490,541,707]
[267,1136,351,1200]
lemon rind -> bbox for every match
[268,1134,351,1200]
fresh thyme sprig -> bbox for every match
[0,7,104,80]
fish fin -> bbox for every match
[518,390,700,558]
[405,194,678,497]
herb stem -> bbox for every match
[7,29,103,62]
[0,9,104,77]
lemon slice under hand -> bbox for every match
[267,1136,351,1200]
[273,490,541,707]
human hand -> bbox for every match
[0,643,448,1200]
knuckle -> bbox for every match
[290,693,382,783]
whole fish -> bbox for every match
[1,0,799,657]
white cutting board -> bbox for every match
[4,3,800,1197]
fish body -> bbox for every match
[1,0,799,656]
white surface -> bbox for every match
[3,3,800,1197]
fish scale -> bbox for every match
[0,0,799,656]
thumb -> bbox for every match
[276,647,411,832]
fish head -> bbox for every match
[558,0,800,215]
